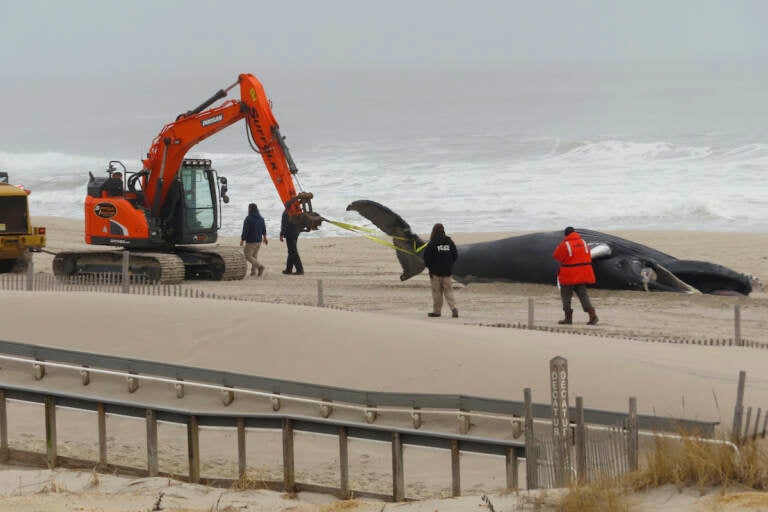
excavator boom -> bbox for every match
[142,74,319,226]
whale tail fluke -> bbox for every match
[346,200,426,281]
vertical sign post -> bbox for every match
[550,356,571,486]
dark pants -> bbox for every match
[284,236,303,273]
[560,284,593,311]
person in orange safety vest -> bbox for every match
[552,227,599,325]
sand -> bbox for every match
[0,216,766,510]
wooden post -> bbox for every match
[574,396,587,483]
[744,407,753,442]
[44,396,57,468]
[0,390,8,461]
[25,258,33,291]
[734,304,742,347]
[391,432,405,502]
[146,409,158,477]
[98,403,107,468]
[451,439,461,497]
[732,370,746,444]
[339,426,350,499]
[628,397,639,471]
[237,418,246,480]
[282,418,295,493]
[317,279,324,307]
[188,416,200,484]
[505,447,519,490]
[753,408,762,441]
[524,387,538,490]
[549,356,571,486]
[527,298,534,329]
[121,251,130,294]
[762,414,768,439]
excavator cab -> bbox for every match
[169,159,221,244]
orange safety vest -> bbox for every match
[552,231,596,286]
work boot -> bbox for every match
[257,266,264,277]
[451,308,459,318]
[558,309,573,325]
[427,312,441,317]
[587,308,599,325]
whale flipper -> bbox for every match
[346,200,427,281]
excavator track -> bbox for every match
[53,251,187,284]
[53,246,246,284]
[177,245,247,281]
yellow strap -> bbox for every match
[323,218,428,256]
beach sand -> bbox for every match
[0,216,766,510]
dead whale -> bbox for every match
[346,200,755,295]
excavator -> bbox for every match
[53,73,322,283]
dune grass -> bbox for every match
[557,433,768,511]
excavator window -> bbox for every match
[180,165,215,231]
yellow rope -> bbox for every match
[323,218,428,256]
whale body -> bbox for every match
[347,200,754,295]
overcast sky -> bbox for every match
[1,0,766,153]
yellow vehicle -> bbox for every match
[0,180,46,273]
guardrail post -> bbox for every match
[392,432,405,502]
[317,279,324,307]
[575,396,586,483]
[0,390,8,461]
[451,439,461,497]
[44,396,57,468]
[524,387,538,490]
[282,418,295,493]
[188,415,200,484]
[237,418,246,480]
[734,304,742,346]
[122,251,130,294]
[146,409,158,476]
[732,371,746,444]
[628,397,639,471]
[339,426,350,499]
[506,447,519,490]
[98,403,107,468]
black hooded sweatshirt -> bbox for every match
[423,235,458,277]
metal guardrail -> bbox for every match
[0,339,717,436]
[0,384,525,501]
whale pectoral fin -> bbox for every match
[347,199,427,281]
[645,263,700,294]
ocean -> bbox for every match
[1,63,766,239]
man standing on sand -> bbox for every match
[552,226,598,325]
[423,223,459,318]
[280,205,304,275]
[240,203,268,277]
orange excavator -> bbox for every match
[53,73,322,283]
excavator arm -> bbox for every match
[140,73,320,229]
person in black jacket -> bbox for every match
[280,206,304,275]
[240,203,268,277]
[422,223,459,318]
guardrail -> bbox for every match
[0,338,724,497]
[0,339,717,436]
[0,384,524,501]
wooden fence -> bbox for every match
[1,263,762,349]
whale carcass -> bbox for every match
[346,200,755,295]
